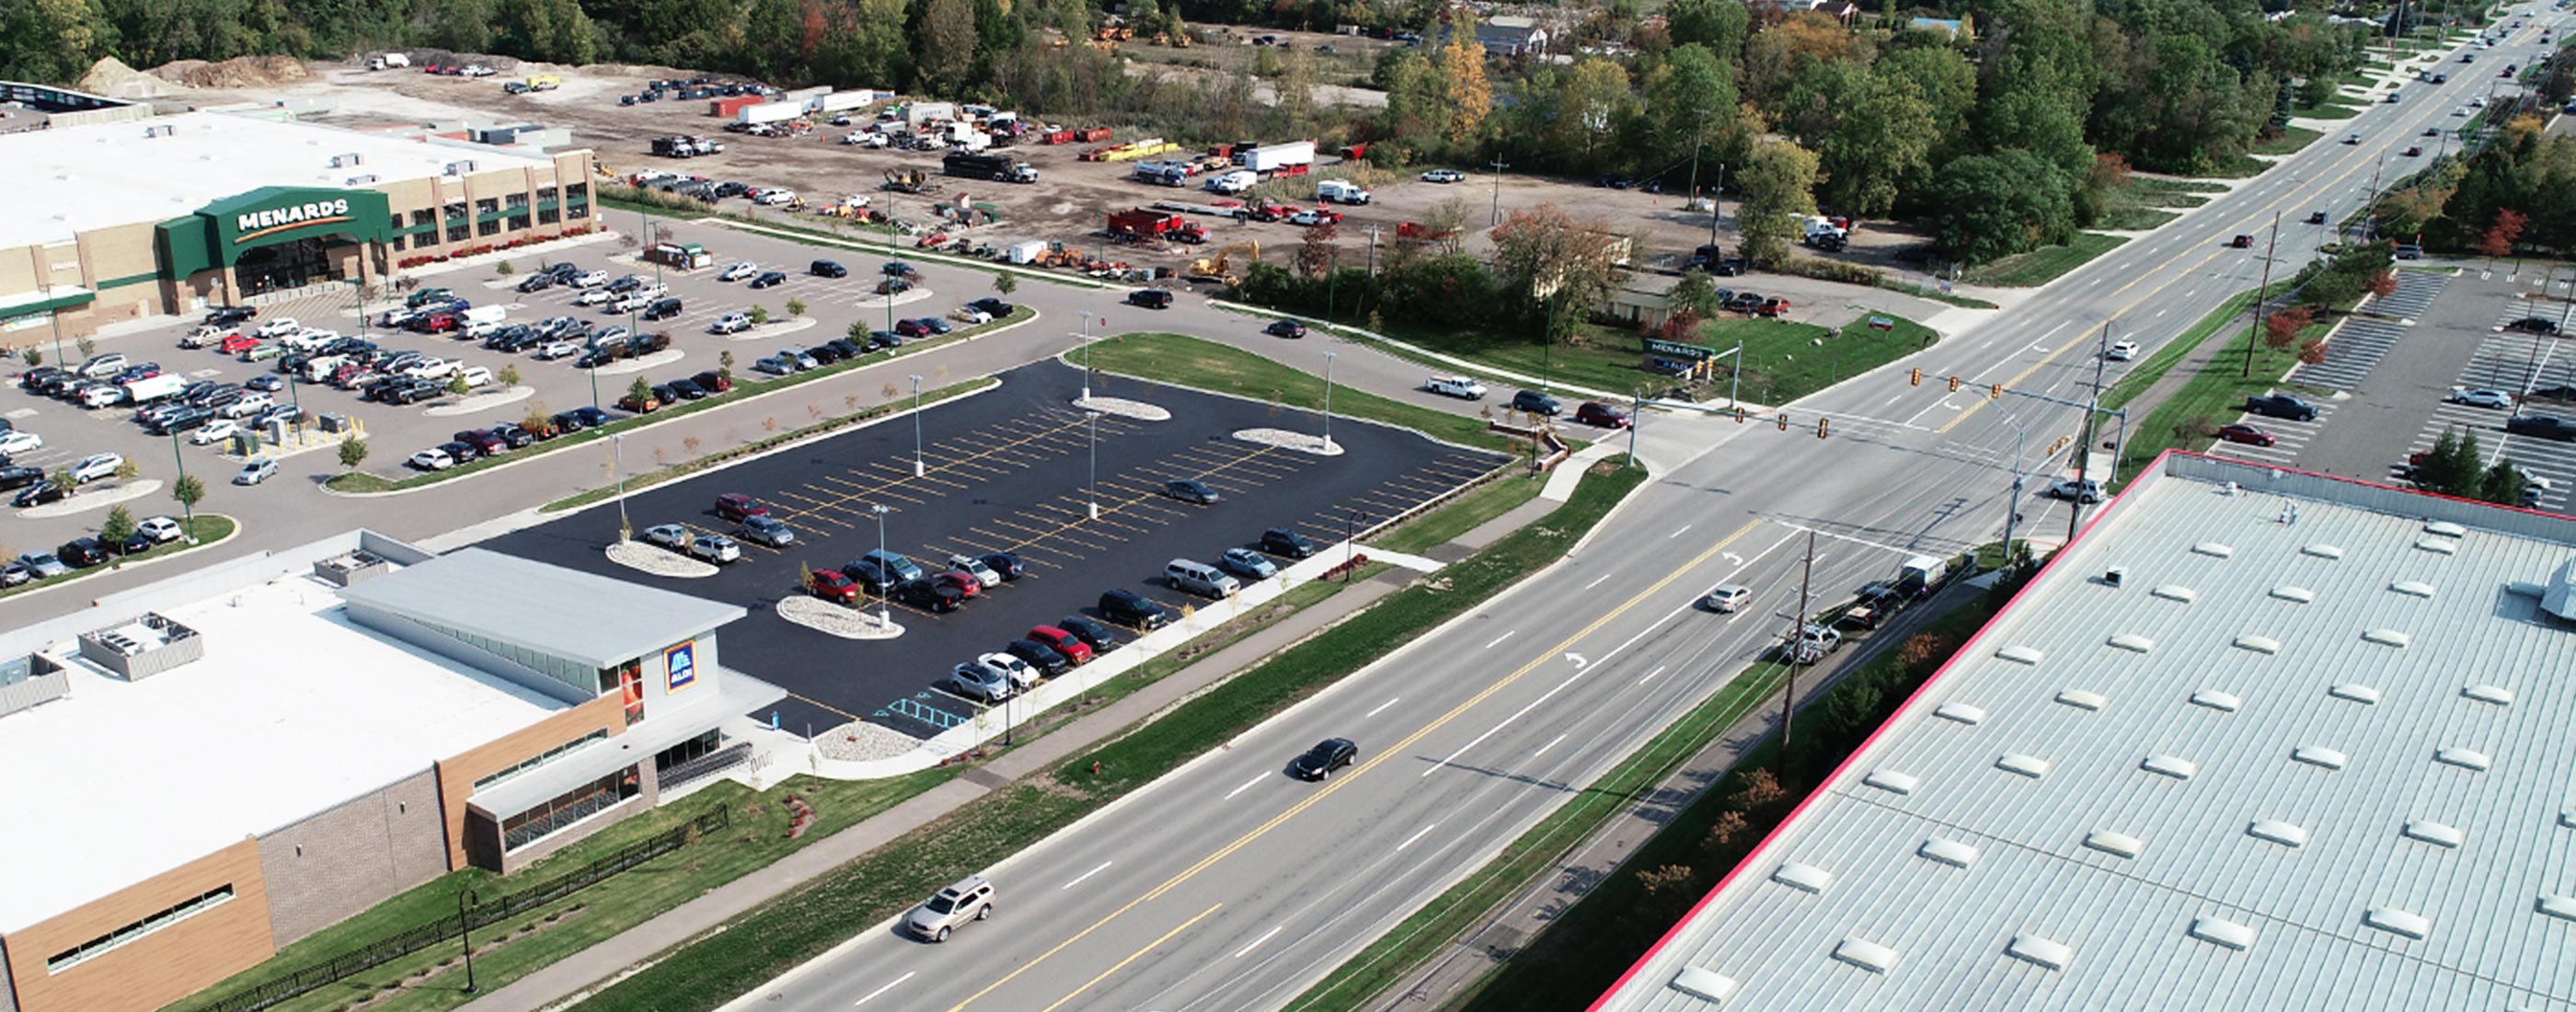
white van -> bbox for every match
[1166,558,1239,598]
[1317,179,1372,204]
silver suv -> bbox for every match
[906,876,994,942]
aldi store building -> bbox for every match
[0,109,594,340]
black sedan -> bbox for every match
[1265,319,1307,339]
[750,271,788,289]
[2505,316,2561,335]
[1291,738,1358,780]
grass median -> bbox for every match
[2102,281,2323,489]
[0,514,236,604]
[1078,331,1522,452]
[325,306,1034,495]
[572,462,1648,1012]
[1961,233,2129,287]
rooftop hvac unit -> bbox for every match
[328,153,364,167]
[2544,558,2576,622]
[345,175,378,186]
[143,123,174,138]
[443,159,477,176]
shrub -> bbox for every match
[1776,256,1883,286]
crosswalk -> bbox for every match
[2287,315,2407,392]
[2205,394,2336,467]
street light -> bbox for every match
[1343,509,1367,583]
[870,504,892,625]
[457,888,481,993]
[167,431,196,537]
[1321,351,1336,450]
[909,374,925,477]
[1079,310,1096,402]
[612,432,630,539]
[1995,408,2031,571]
[1087,410,1101,520]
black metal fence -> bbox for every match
[207,805,730,1012]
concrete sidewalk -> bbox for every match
[462,531,1475,1011]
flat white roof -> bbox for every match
[0,569,566,935]
[1594,454,2576,1012]
[0,110,555,249]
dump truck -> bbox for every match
[1107,209,1209,244]
[944,151,1038,183]
[1133,160,1191,187]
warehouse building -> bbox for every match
[0,106,594,341]
[1593,453,2576,1012]
[0,534,781,1012]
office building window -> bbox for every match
[46,885,235,973]
[473,729,609,793]
[538,207,560,224]
[477,218,500,237]
[506,213,531,232]
[505,192,529,209]
[446,224,469,243]
[410,209,436,228]
[475,197,499,215]
[537,185,559,203]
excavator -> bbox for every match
[1188,241,1259,285]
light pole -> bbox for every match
[42,282,64,367]
[351,277,370,345]
[909,374,925,476]
[1087,410,1100,520]
[1995,408,2030,571]
[457,888,481,993]
[1343,509,1366,583]
[870,504,892,625]
[886,227,900,336]
[168,431,195,535]
[611,432,630,538]
[1079,310,1096,402]
[1321,351,1336,449]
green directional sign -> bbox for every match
[1645,337,1714,361]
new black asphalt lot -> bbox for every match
[485,360,1502,736]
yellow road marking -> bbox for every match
[952,519,1767,1012]
[1033,903,1224,1012]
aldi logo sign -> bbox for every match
[665,640,697,693]
[235,199,354,243]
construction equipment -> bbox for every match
[883,168,942,195]
[1108,209,1210,244]
[1188,242,1259,285]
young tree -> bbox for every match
[169,473,205,513]
[19,348,38,367]
[2298,338,2329,366]
[338,436,370,471]
[719,349,736,380]
[750,305,772,325]
[994,272,1018,296]
[1294,220,1340,279]
[1668,268,1724,319]
[99,504,136,545]
[495,260,515,276]
[2479,207,2528,266]
[786,297,807,317]
[848,320,872,343]
[2265,306,2314,351]
[114,458,140,484]
[1488,205,1629,323]
[627,376,655,407]
[2478,459,2532,507]
[447,374,472,397]
[48,470,77,495]
[1734,142,1823,268]
[1437,29,1492,144]
[1420,198,1471,256]
[498,364,522,387]
[2412,428,2478,496]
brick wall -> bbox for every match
[254,767,449,946]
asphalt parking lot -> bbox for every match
[484,360,1502,737]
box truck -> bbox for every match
[122,374,186,404]
[1239,141,1316,174]
[737,101,805,125]
[368,52,409,70]
[1005,240,1050,265]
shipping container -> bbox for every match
[907,101,958,126]
[710,95,763,117]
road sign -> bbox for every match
[1868,316,1895,332]
[1645,337,1715,361]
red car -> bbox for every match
[2216,423,2276,446]
[808,569,860,605]
[713,493,768,522]
[1574,402,1631,429]
[935,569,981,599]
[2404,146,2423,157]
[413,312,460,333]
[1757,295,1792,317]
[1026,626,1096,665]
[218,333,260,354]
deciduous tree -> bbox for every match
[1734,141,1821,268]
[1921,149,2075,264]
[1487,205,1628,324]
[1437,28,1490,144]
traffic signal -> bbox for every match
[1777,412,1788,431]
[1910,367,1922,386]
[1734,406,1748,423]
[1989,383,2003,400]
[1816,418,1829,439]
[1948,375,1961,392]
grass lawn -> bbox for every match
[0,514,236,603]
[1356,311,1934,407]
[2293,96,2371,119]
[1374,470,1544,554]
[2197,153,2276,178]
[1079,332,1522,452]
[572,464,1650,1012]
[2098,206,2181,231]
[1962,233,2129,288]
[2254,125,2326,155]
[2102,282,2327,489]
[328,306,1036,495]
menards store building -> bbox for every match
[0,106,594,339]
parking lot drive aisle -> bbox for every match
[481,361,1502,739]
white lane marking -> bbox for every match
[2036,321,2074,342]
[2156,308,2168,318]
[1234,925,1283,959]
[1061,861,1112,891]
[1637,664,1669,686]
[854,972,916,1007]
[1425,668,1589,777]
[1582,572,1612,590]
[1224,774,1268,800]
[1885,394,1903,406]
[1669,524,1692,539]
[1484,629,1516,650]
[1535,733,1568,757]
[1397,822,1440,852]
[1365,696,1401,719]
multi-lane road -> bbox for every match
[700,18,2569,1012]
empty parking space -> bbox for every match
[2400,328,2576,512]
[2207,395,2336,467]
[484,360,1503,738]
[2288,316,2409,393]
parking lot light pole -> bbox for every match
[458,888,480,993]
[168,431,195,534]
[611,433,630,538]
[909,374,925,476]
[351,277,369,344]
[871,504,892,625]
[1087,410,1101,520]
[1079,311,1095,402]
[1322,351,1336,449]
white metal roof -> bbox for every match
[0,569,566,935]
[1594,454,2576,1012]
[0,110,554,249]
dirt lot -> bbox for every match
[168,53,1938,291]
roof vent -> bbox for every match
[2192,542,2236,559]
[2463,684,2513,707]
[1995,644,2045,665]
[2191,689,2242,713]
[2057,689,2106,711]
[2248,819,2310,847]
[2539,896,2576,924]
[2424,520,2467,536]
[2435,747,2491,772]
[2329,683,2381,705]
[1669,966,1740,1003]
[1832,937,1899,973]
[2416,537,2459,556]
[1917,837,1978,868]
[2364,907,2432,940]
[2270,585,2316,604]
[2234,634,2281,654]
[2190,917,2256,951]
[2152,584,2197,604]
[1771,862,1833,894]
[2363,628,2409,649]
[1935,702,1986,725]
[2292,745,2349,770]
[2085,830,2145,857]
[2103,567,2127,587]
[2543,558,2576,620]
[2562,811,2576,829]
[2301,543,2345,559]
[2108,633,2155,653]
[1996,753,2052,778]
[2142,753,2197,779]
[2401,820,2464,847]
[1864,769,1920,795]
[2390,580,2435,599]
[2006,934,2073,972]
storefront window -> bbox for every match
[567,183,589,201]
[390,235,406,251]
[538,208,560,224]
[477,218,500,237]
[506,214,531,232]
[537,186,559,203]
[506,192,529,209]
[475,197,499,216]
[410,209,436,228]
[499,768,639,852]
[446,224,469,243]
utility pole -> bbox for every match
[1779,528,1815,766]
[1626,389,1642,466]
[1487,156,1511,226]
[2071,323,2112,546]
[1366,224,1379,277]
[1685,110,1708,224]
[2243,211,2282,377]
[1708,163,1726,247]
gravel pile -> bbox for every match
[605,539,716,578]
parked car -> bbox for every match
[2506,316,2561,334]
[1261,527,1317,558]
[14,483,69,508]
[408,448,456,471]
[235,458,280,485]
[738,514,796,547]
[1001,640,1067,679]
[810,259,848,278]
[1265,319,1307,339]
[2449,386,2514,408]
[904,876,995,942]
[710,312,753,335]
[713,493,768,522]
[808,569,861,605]
[57,537,111,569]
[1127,288,1174,309]
[1291,738,1358,780]
[2244,394,2319,421]
[1099,588,1173,629]
[16,551,69,578]
[688,534,743,563]
[2048,478,2105,503]
[1420,168,1466,183]
[121,516,184,554]
[751,270,788,288]
[1511,390,1562,416]
[1219,547,1277,580]
[2215,423,2277,446]
[190,418,239,445]
[981,551,1026,581]
[67,453,124,483]
[948,554,1002,589]
[719,261,759,282]
[1165,477,1221,504]
[1055,614,1121,653]
[2505,414,2576,441]
[935,569,983,599]
[1026,626,1095,665]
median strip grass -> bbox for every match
[1079,331,1523,452]
[325,306,1034,495]
[0,514,236,604]
[1961,233,2129,288]
[573,462,1648,1012]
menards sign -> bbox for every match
[235,198,355,243]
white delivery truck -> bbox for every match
[461,306,508,328]
[1005,240,1049,265]
[122,373,186,404]
[737,100,805,126]
[369,52,410,70]
[1317,179,1372,204]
